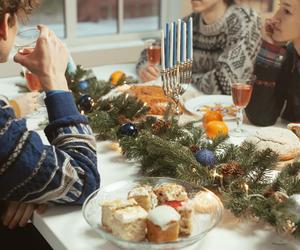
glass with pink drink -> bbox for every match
[231,77,254,136]
[145,39,161,65]
[15,27,42,92]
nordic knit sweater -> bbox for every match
[0,91,100,204]
[245,41,300,126]
[136,5,262,95]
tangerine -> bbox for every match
[205,120,229,139]
[110,70,126,86]
[202,110,223,128]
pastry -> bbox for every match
[101,199,137,231]
[110,205,148,242]
[192,191,222,214]
[244,127,300,161]
[128,185,158,211]
[146,205,181,243]
[176,201,193,236]
[127,85,183,115]
[153,183,188,204]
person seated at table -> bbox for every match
[245,0,300,126]
[136,0,262,95]
[0,0,100,248]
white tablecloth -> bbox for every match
[1,64,299,250]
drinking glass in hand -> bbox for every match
[145,39,161,65]
[15,27,41,92]
[231,79,253,136]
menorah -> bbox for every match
[161,60,193,115]
[161,18,193,115]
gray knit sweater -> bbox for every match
[136,5,262,95]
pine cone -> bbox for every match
[273,191,289,203]
[281,220,297,234]
[190,145,200,153]
[263,187,275,198]
[152,119,171,134]
[265,190,288,203]
[117,115,132,125]
[221,161,244,177]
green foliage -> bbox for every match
[19,65,300,238]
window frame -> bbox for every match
[63,0,168,46]
[1,0,186,77]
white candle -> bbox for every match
[177,19,181,64]
[170,22,174,68]
[183,22,187,62]
[187,17,193,60]
[161,29,165,70]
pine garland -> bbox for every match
[17,66,300,238]
[68,66,300,237]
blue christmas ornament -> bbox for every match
[78,95,94,113]
[118,123,138,137]
[78,80,89,90]
[195,149,216,166]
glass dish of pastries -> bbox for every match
[82,177,223,250]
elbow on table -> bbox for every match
[78,169,100,205]
[245,112,277,127]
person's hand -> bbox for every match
[11,92,41,117]
[262,18,277,44]
[1,201,47,229]
[14,25,69,92]
[139,64,160,82]
[262,18,285,46]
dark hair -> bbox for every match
[0,0,40,26]
[224,0,236,5]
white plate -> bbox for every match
[184,95,236,120]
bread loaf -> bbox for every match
[244,127,300,161]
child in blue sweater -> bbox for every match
[0,0,100,246]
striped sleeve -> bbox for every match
[136,48,148,76]
[0,92,100,205]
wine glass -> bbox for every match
[231,78,254,136]
[15,27,46,117]
[145,39,161,66]
[15,27,42,92]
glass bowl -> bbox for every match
[82,177,223,250]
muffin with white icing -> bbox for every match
[101,199,137,231]
[153,183,191,236]
[110,205,148,242]
[128,185,158,211]
[146,205,181,243]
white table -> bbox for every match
[1,65,300,250]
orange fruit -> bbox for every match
[205,120,229,139]
[110,70,126,86]
[202,111,223,128]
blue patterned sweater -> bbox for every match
[0,91,100,204]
